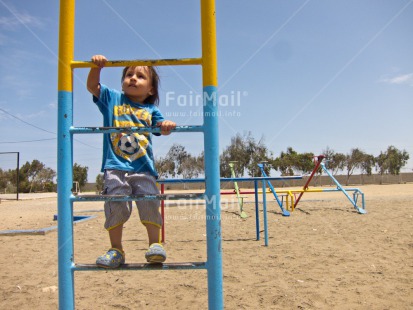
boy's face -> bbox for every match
[122,66,154,103]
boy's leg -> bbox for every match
[145,223,161,246]
[109,224,124,251]
[96,170,131,268]
[127,172,166,263]
[144,223,166,263]
[96,223,126,268]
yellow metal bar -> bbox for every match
[71,58,203,69]
[58,0,75,92]
[287,191,295,211]
[200,0,218,86]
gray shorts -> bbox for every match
[102,170,162,230]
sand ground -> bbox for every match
[0,184,412,309]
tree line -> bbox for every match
[0,132,409,193]
[158,132,409,186]
[0,161,88,194]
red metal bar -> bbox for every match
[294,155,325,208]
[161,183,165,243]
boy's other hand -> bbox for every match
[91,55,108,68]
[157,120,176,135]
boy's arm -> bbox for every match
[156,120,176,136]
[87,55,107,98]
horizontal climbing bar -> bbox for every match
[70,125,204,134]
[74,262,207,271]
[71,58,203,68]
[158,176,302,184]
[72,193,205,202]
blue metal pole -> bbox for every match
[320,163,367,214]
[261,179,269,246]
[257,164,290,217]
[204,86,223,309]
[203,86,223,309]
[57,90,75,309]
[254,180,260,241]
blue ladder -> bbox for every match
[57,1,223,309]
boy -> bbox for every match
[87,54,176,268]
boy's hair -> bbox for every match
[121,66,160,105]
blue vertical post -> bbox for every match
[57,0,76,308]
[254,180,260,241]
[261,179,269,246]
[57,91,75,309]
[201,0,223,309]
[203,86,223,309]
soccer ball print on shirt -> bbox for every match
[110,103,152,162]
[111,132,149,161]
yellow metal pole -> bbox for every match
[201,0,218,87]
[71,58,203,68]
[287,191,295,211]
[58,0,75,92]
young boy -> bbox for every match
[87,55,176,268]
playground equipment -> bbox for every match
[271,155,366,214]
[257,163,290,217]
[319,161,366,214]
[57,1,223,309]
[158,175,303,243]
[257,162,290,247]
[254,157,366,245]
[229,162,247,218]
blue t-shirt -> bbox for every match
[93,84,165,177]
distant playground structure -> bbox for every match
[158,155,366,246]
[257,155,367,214]
[161,155,366,216]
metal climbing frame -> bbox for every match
[57,1,223,309]
[294,155,366,214]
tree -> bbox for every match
[73,163,88,190]
[180,154,204,188]
[376,146,410,184]
[0,168,9,191]
[220,132,271,177]
[36,167,56,192]
[165,144,190,177]
[155,144,204,179]
[272,147,297,176]
[17,160,56,193]
[155,156,175,178]
[294,152,315,175]
[96,173,104,192]
[245,135,272,177]
[272,148,314,180]
[359,154,375,185]
[322,147,346,175]
[220,133,250,177]
[344,148,368,185]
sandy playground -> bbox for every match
[0,183,412,309]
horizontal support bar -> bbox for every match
[72,193,205,202]
[322,187,363,193]
[158,176,303,184]
[74,262,207,271]
[70,125,204,134]
[71,58,203,68]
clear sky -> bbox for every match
[0,0,412,181]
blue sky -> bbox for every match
[0,0,412,181]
